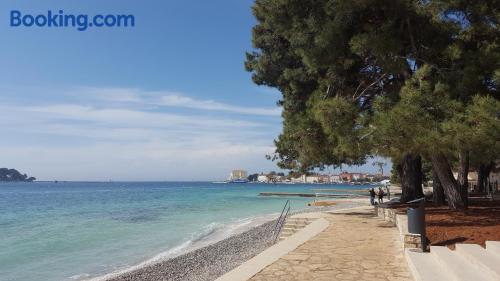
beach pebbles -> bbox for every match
[108,220,277,281]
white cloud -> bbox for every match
[76,87,282,116]
[0,85,392,180]
[9,104,262,129]
[157,93,281,116]
[0,86,283,180]
[0,142,277,181]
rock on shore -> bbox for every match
[108,220,277,281]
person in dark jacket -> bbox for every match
[378,187,385,203]
[369,188,376,205]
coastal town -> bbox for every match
[228,169,389,184]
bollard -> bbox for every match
[407,198,427,252]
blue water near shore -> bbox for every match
[0,181,368,281]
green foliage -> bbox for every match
[444,96,500,167]
[312,96,358,138]
[0,168,36,182]
[247,173,259,182]
[372,66,462,158]
[247,0,431,171]
[247,0,500,174]
[422,158,433,184]
[373,64,499,165]
[273,110,366,172]
[390,164,400,185]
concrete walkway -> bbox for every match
[249,207,412,281]
[216,218,330,281]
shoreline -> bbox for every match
[91,201,366,281]
[87,213,279,281]
[102,220,278,281]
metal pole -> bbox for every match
[419,200,427,252]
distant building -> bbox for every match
[490,161,500,185]
[452,171,477,182]
[305,175,320,183]
[339,172,353,182]
[338,172,366,181]
[257,175,269,183]
[365,174,377,182]
[452,160,500,191]
[289,172,374,184]
[304,174,330,183]
[330,175,341,183]
[351,173,365,181]
[274,175,286,182]
[229,170,248,181]
[291,175,306,183]
[318,175,331,183]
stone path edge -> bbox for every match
[215,217,330,281]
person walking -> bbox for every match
[378,187,385,204]
[369,188,376,205]
[385,185,391,200]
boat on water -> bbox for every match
[228,178,249,183]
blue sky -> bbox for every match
[0,0,389,180]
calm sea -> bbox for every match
[0,181,367,281]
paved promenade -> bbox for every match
[249,207,412,281]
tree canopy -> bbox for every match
[0,168,36,182]
[246,0,500,209]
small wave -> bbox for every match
[190,222,223,243]
[68,273,91,280]
[87,214,277,281]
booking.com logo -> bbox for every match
[10,10,135,31]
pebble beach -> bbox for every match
[106,220,277,281]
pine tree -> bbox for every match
[246,0,500,209]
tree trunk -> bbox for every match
[396,162,403,185]
[430,152,464,210]
[477,162,493,193]
[457,150,469,208]
[432,168,445,205]
[477,164,486,193]
[399,153,424,203]
[414,155,424,198]
[400,154,415,203]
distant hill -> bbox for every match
[0,168,36,182]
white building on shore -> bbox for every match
[330,175,341,183]
[291,174,331,183]
[291,175,306,183]
[257,175,270,183]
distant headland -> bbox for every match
[0,168,36,182]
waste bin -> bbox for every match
[407,199,427,251]
[407,205,425,235]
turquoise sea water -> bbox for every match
[0,182,368,281]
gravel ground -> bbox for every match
[107,220,277,281]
